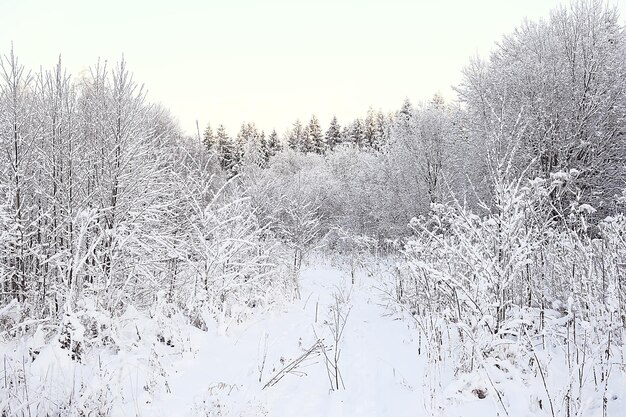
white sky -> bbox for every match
[2,0,625,135]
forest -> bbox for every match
[0,1,625,416]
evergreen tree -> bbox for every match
[393,98,418,145]
[397,98,415,125]
[242,128,265,169]
[235,122,261,168]
[288,120,304,150]
[301,124,313,153]
[259,130,269,166]
[215,124,235,172]
[203,123,215,151]
[375,111,389,150]
[267,129,282,158]
[350,118,366,147]
[364,108,377,149]
[307,114,325,154]
[340,125,351,144]
[235,123,249,162]
[325,116,342,151]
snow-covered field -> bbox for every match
[0,259,434,416]
[3,257,626,417]
[119,260,428,417]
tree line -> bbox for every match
[201,106,393,174]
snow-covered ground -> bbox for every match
[5,258,624,416]
[125,260,429,417]
[115,258,540,417]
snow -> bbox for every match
[106,259,564,417]
[3,258,625,416]
[123,260,428,417]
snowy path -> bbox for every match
[129,261,430,417]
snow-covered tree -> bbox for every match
[202,123,215,151]
[325,116,342,151]
[307,114,325,154]
[374,110,389,150]
[457,0,626,216]
[349,118,365,147]
[267,128,282,158]
[215,124,236,173]
[288,119,304,150]
[301,124,312,153]
[417,95,453,203]
[364,107,377,149]
[0,48,38,304]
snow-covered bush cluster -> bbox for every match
[0,54,296,416]
[397,171,626,415]
[383,2,626,412]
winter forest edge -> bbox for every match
[1,1,626,416]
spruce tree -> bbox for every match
[203,123,215,151]
[259,130,269,166]
[375,110,388,150]
[288,120,303,150]
[350,118,365,147]
[397,98,417,130]
[364,108,377,149]
[340,125,351,144]
[267,129,282,158]
[235,123,249,163]
[301,125,313,153]
[393,98,418,145]
[242,128,265,169]
[307,115,325,154]
[215,124,235,172]
[325,116,342,151]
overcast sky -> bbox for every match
[2,0,625,135]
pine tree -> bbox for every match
[242,128,265,169]
[325,116,342,151]
[233,122,261,168]
[307,115,325,154]
[397,98,415,125]
[267,129,282,158]
[203,123,215,151]
[301,125,313,153]
[288,120,303,150]
[375,111,388,150]
[393,98,418,145]
[259,130,269,166]
[215,124,235,172]
[340,125,351,145]
[364,108,377,149]
[350,118,365,147]
[235,123,248,163]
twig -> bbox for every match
[262,339,323,390]
[533,350,556,417]
[258,333,268,383]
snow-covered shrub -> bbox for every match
[403,174,546,335]
[171,157,295,331]
[398,173,626,415]
[0,293,203,417]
